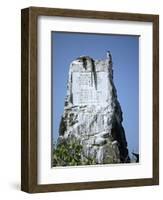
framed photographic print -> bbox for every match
[21,7,159,193]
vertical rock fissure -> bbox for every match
[91,58,97,90]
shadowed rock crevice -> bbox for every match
[77,56,97,90]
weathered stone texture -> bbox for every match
[59,52,130,164]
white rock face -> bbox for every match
[59,53,130,164]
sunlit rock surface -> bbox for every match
[59,52,130,164]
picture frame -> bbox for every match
[21,7,159,193]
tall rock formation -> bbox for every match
[59,52,130,164]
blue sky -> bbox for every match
[52,32,139,155]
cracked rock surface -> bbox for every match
[59,53,130,164]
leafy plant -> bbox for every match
[53,140,96,166]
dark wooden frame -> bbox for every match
[21,6,159,193]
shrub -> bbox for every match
[53,140,96,166]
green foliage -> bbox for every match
[53,141,96,167]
